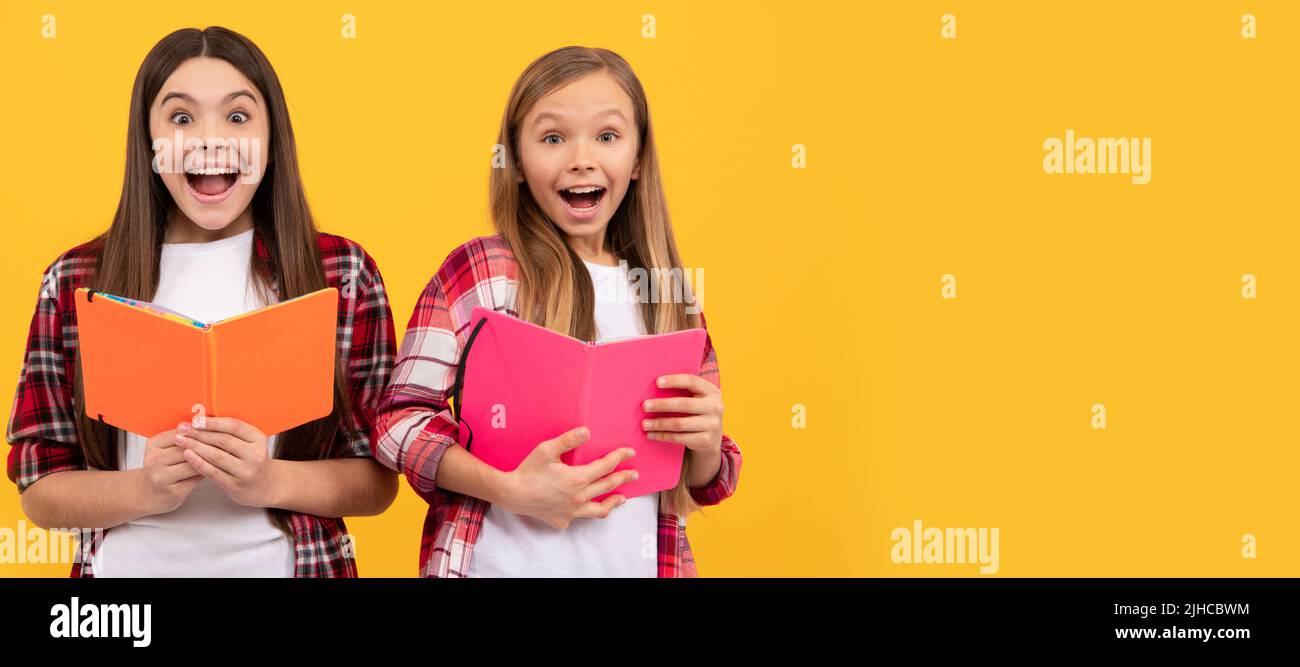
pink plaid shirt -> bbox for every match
[372,235,741,577]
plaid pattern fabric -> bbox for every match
[373,235,741,577]
[5,231,396,578]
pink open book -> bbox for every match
[453,307,707,500]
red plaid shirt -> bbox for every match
[5,231,396,577]
[372,235,741,577]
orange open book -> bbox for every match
[74,287,338,438]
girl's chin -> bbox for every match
[552,218,611,238]
[174,201,249,231]
[191,218,242,230]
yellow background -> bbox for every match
[1,1,1296,577]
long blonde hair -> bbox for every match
[490,46,701,516]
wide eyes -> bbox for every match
[541,131,619,145]
[168,110,251,126]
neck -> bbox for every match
[565,229,619,266]
[164,208,254,244]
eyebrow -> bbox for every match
[158,89,259,107]
[532,107,628,127]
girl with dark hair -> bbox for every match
[5,26,398,577]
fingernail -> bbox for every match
[630,472,639,480]
[577,427,589,439]
[643,400,652,410]
[642,420,652,430]
[173,433,184,444]
[657,377,667,387]
[178,423,189,434]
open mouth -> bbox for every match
[557,185,605,213]
[184,166,240,204]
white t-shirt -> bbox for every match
[466,258,660,577]
[93,227,296,578]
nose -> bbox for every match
[567,139,596,173]
[188,119,232,164]
[193,114,225,147]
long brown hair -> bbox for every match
[74,26,354,536]
[490,46,702,516]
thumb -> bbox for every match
[539,426,590,461]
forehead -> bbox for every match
[155,57,262,106]
[526,70,634,123]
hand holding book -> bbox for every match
[642,373,725,453]
[172,416,279,508]
[489,426,639,530]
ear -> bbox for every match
[513,156,527,183]
[631,159,641,181]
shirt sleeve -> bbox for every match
[687,311,742,507]
[6,261,87,492]
[336,249,397,458]
[369,272,464,503]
